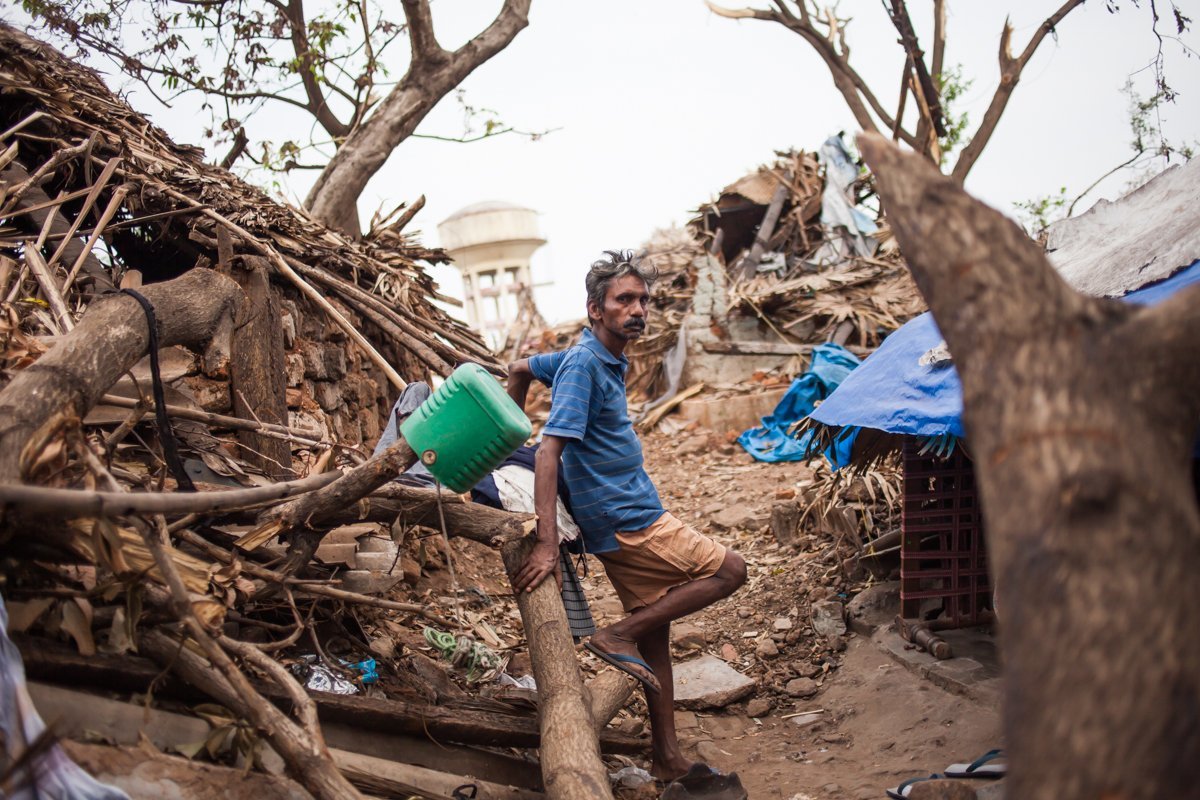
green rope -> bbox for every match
[423,626,502,682]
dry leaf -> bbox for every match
[6,597,54,633]
[60,598,96,656]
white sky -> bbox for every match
[12,1,1199,323]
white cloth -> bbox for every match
[493,464,580,543]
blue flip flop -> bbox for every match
[584,641,660,693]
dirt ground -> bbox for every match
[607,428,1002,799]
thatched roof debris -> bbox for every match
[0,21,495,388]
[0,23,635,800]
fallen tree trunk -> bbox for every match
[587,670,635,734]
[0,268,241,483]
[333,749,541,800]
[500,535,613,800]
[858,132,1200,800]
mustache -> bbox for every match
[623,319,646,330]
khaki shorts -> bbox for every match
[597,512,727,612]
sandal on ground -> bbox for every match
[945,748,1006,779]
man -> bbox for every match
[506,249,747,782]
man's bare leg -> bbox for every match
[636,622,693,781]
[589,551,747,772]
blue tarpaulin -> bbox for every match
[808,259,1200,467]
[737,343,861,463]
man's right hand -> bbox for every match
[513,539,563,593]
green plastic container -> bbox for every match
[400,363,532,493]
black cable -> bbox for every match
[121,288,195,491]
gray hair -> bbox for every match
[585,249,658,316]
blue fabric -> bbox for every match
[528,328,664,554]
[737,344,861,463]
[809,259,1200,466]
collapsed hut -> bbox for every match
[800,157,1200,659]
[0,22,638,800]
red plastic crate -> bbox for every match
[900,440,992,627]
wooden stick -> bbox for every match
[139,627,366,800]
[99,393,324,446]
[0,186,93,222]
[60,184,130,295]
[0,471,340,517]
[739,170,793,279]
[639,382,704,431]
[22,244,74,333]
[587,669,635,734]
[46,156,120,268]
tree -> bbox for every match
[21,0,533,235]
[859,131,1200,799]
[706,0,1192,184]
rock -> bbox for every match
[736,607,753,619]
[746,697,774,718]
[673,710,699,730]
[846,581,900,635]
[677,433,710,456]
[672,622,705,650]
[694,740,730,765]
[338,569,402,595]
[619,717,645,736]
[355,550,401,574]
[711,504,768,532]
[720,644,740,662]
[785,677,820,698]
[775,487,797,500]
[400,556,422,587]
[789,713,822,730]
[367,634,396,660]
[811,600,847,637]
[773,617,793,631]
[673,654,756,709]
[907,780,980,800]
[284,352,305,387]
[755,639,779,658]
[508,651,533,677]
[300,341,347,380]
[314,381,344,411]
[823,785,840,796]
[770,500,804,546]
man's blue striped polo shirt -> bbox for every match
[528,327,664,554]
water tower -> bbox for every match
[438,201,546,345]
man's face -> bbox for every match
[589,274,649,342]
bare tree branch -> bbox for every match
[950,0,1086,182]
[401,0,445,60]
[284,0,351,139]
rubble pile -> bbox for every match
[643,429,902,709]
[0,22,636,800]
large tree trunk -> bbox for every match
[304,0,532,235]
[0,268,241,483]
[500,535,613,800]
[858,133,1200,800]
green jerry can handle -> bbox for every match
[400,363,532,493]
